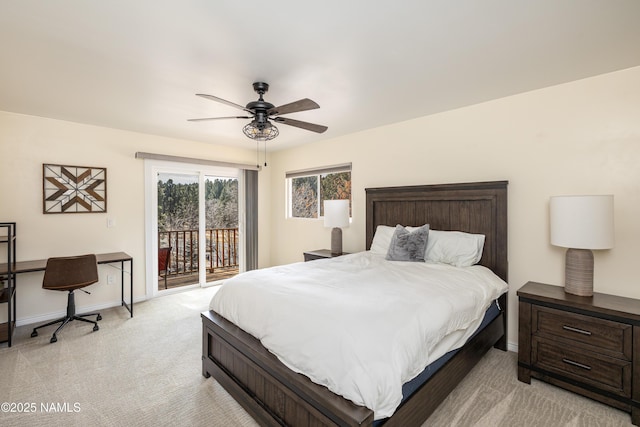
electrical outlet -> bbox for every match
[107,275,115,285]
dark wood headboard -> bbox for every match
[365,181,508,282]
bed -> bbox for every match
[201,180,508,426]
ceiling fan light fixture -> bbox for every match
[243,120,279,141]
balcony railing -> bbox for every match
[158,228,239,279]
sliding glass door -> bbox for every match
[204,175,240,284]
[157,172,201,290]
[144,161,242,296]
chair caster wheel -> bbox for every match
[97,314,102,321]
[31,331,38,338]
[93,325,99,332]
[50,336,57,343]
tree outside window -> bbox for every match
[291,176,318,218]
[288,166,351,219]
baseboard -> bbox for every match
[507,341,518,353]
[16,295,148,327]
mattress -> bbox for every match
[210,251,508,419]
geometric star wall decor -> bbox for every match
[43,164,107,214]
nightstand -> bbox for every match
[303,249,348,262]
[517,281,640,425]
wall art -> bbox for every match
[43,164,107,213]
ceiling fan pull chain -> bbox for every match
[256,140,260,169]
[264,141,267,167]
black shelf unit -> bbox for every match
[0,222,16,347]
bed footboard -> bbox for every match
[202,310,374,427]
[202,308,505,427]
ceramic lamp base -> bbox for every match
[331,227,342,255]
[564,248,594,296]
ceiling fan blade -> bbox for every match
[196,94,253,113]
[268,98,320,116]
[273,117,328,133]
[187,116,251,122]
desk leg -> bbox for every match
[129,258,133,317]
[120,259,134,318]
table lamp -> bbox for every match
[549,195,614,296]
[324,200,350,255]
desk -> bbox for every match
[0,252,134,317]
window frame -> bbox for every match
[285,163,352,220]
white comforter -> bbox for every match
[210,251,508,419]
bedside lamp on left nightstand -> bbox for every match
[324,200,350,255]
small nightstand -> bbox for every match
[303,249,348,262]
[517,281,640,425]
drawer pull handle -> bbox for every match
[562,325,591,336]
[562,358,591,370]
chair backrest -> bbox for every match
[158,247,171,273]
[43,254,99,291]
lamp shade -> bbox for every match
[550,195,614,250]
[324,200,350,228]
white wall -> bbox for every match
[0,111,271,324]
[268,66,640,347]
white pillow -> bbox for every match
[369,225,396,255]
[425,230,485,267]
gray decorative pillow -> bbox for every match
[385,224,429,262]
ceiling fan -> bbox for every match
[188,82,328,141]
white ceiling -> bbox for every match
[1,1,639,151]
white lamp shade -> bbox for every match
[550,195,614,250]
[324,200,350,228]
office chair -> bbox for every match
[30,254,102,343]
[158,247,172,289]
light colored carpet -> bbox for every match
[0,287,633,426]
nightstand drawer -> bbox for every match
[533,305,632,360]
[532,337,632,398]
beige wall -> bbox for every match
[0,111,272,324]
[268,66,640,348]
[2,66,638,345]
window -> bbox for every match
[286,163,352,219]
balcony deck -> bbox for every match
[158,227,239,291]
[160,266,239,291]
